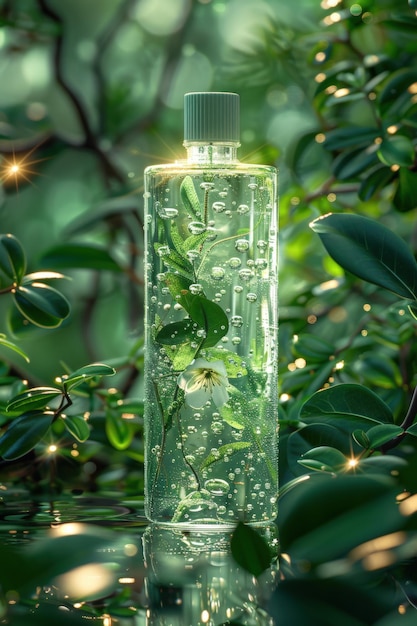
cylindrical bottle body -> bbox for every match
[144,160,278,527]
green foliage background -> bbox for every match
[2,0,417,624]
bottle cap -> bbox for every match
[184,92,240,143]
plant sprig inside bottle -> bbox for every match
[151,175,275,507]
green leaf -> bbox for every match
[322,126,380,151]
[171,343,198,371]
[180,175,201,217]
[154,243,194,278]
[164,272,193,299]
[293,334,334,362]
[352,429,370,448]
[63,363,115,390]
[300,383,394,429]
[358,164,395,202]
[378,69,417,116]
[231,522,273,577]
[279,474,401,564]
[332,146,378,180]
[287,423,352,476]
[62,414,90,442]
[155,319,194,345]
[188,295,229,348]
[106,410,135,450]
[0,333,30,362]
[204,348,248,378]
[219,404,245,429]
[364,424,404,449]
[200,441,251,469]
[0,412,54,460]
[377,136,415,167]
[182,231,209,253]
[393,167,417,212]
[7,387,62,414]
[13,283,71,328]
[0,233,26,282]
[310,213,417,300]
[40,243,122,271]
[23,271,68,282]
[297,446,348,473]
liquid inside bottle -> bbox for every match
[144,93,278,528]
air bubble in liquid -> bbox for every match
[189,283,203,294]
[229,257,241,269]
[211,267,225,280]
[188,222,206,235]
[157,245,170,257]
[238,268,253,281]
[237,204,250,215]
[230,315,243,327]
[187,249,201,262]
[246,293,257,302]
[204,478,230,496]
[235,239,249,252]
[212,201,226,213]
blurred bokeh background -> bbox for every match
[2,0,417,481]
[0,0,324,383]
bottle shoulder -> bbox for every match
[144,161,277,176]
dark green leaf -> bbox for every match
[62,415,90,442]
[155,319,194,345]
[383,15,417,35]
[231,522,273,577]
[13,283,70,328]
[279,474,401,563]
[378,68,417,117]
[300,384,394,428]
[23,271,68,282]
[40,243,122,271]
[323,126,380,151]
[7,387,62,414]
[358,165,395,202]
[0,233,26,282]
[393,167,417,212]
[0,412,54,460]
[358,455,407,474]
[310,213,417,300]
[298,446,348,473]
[106,410,135,450]
[188,295,229,348]
[0,333,30,362]
[332,146,378,180]
[64,363,115,390]
[362,424,404,449]
[287,423,352,476]
[352,429,370,448]
[293,334,334,362]
[377,136,415,167]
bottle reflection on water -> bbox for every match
[142,524,278,626]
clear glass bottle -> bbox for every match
[144,92,278,528]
